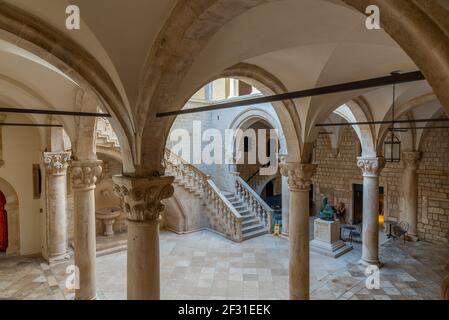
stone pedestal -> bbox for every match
[310,219,352,258]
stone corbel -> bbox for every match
[402,151,421,170]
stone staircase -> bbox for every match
[224,193,268,240]
[165,149,272,242]
[96,117,120,151]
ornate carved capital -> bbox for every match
[402,151,421,170]
[280,162,316,191]
[43,152,71,175]
[357,157,385,177]
[112,175,175,222]
[70,160,103,189]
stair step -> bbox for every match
[242,218,260,227]
[242,229,269,241]
[243,224,266,233]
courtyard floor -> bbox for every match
[0,229,447,300]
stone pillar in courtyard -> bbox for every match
[113,175,174,300]
[43,152,71,263]
[281,176,290,237]
[357,157,385,266]
[71,160,102,300]
[402,151,421,241]
[280,162,316,300]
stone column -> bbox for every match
[43,152,71,263]
[280,163,316,300]
[402,152,421,241]
[357,157,385,266]
[281,176,290,237]
[113,175,174,300]
[71,160,102,300]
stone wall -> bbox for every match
[417,128,449,244]
[313,125,449,245]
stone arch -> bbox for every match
[138,0,449,171]
[417,109,449,153]
[0,177,19,256]
[229,108,287,155]
[0,3,136,173]
[317,100,376,157]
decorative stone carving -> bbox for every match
[280,162,316,191]
[356,157,385,177]
[402,151,421,170]
[43,152,71,175]
[112,175,174,222]
[71,160,103,189]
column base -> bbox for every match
[48,253,70,265]
[280,232,289,239]
[359,258,384,269]
[310,239,353,258]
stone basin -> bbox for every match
[95,207,121,236]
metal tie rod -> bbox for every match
[0,122,63,127]
[0,107,111,117]
[156,71,425,118]
[315,118,449,127]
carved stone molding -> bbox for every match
[357,157,385,177]
[112,175,175,222]
[43,152,71,175]
[70,160,103,189]
[280,162,316,191]
[402,151,421,170]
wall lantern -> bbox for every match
[384,79,401,162]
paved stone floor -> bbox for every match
[0,230,447,300]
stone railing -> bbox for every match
[236,175,273,231]
[164,149,243,241]
[96,117,120,150]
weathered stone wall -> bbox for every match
[313,125,449,245]
[417,128,449,244]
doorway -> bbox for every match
[0,190,7,252]
[352,184,385,225]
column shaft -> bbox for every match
[362,175,380,265]
[44,152,70,263]
[127,219,161,299]
[289,188,310,299]
[280,162,316,300]
[357,157,385,266]
[402,152,420,240]
[71,160,102,300]
[113,175,174,300]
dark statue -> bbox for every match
[319,196,335,221]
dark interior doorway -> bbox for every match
[352,184,384,225]
[0,190,8,252]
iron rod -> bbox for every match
[0,107,111,117]
[156,71,425,118]
[316,118,449,127]
[0,122,63,127]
